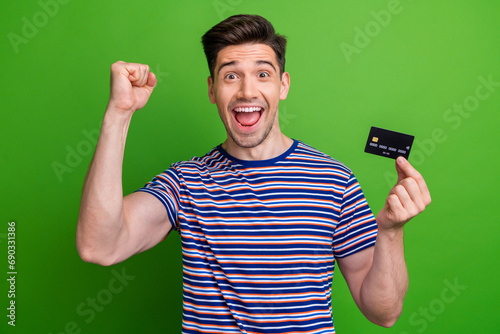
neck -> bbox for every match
[222,131,293,161]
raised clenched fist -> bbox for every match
[107,61,157,115]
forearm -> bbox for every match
[76,108,132,264]
[340,158,430,327]
[360,227,408,327]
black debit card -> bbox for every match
[364,127,414,160]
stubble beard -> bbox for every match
[228,118,274,148]
[223,106,278,149]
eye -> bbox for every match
[258,72,270,78]
[225,73,237,80]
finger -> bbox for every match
[385,193,408,223]
[387,185,418,224]
[145,72,157,92]
[386,193,401,209]
[396,157,431,205]
[127,64,150,86]
[140,64,150,86]
[393,183,420,218]
[110,60,130,82]
[126,66,139,83]
[399,178,426,212]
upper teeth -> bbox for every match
[234,107,262,112]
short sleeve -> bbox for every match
[333,173,378,258]
[135,165,182,231]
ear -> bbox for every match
[279,72,290,100]
[207,76,216,104]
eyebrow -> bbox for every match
[217,60,277,75]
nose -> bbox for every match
[237,75,258,100]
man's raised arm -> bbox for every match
[76,61,172,266]
[337,157,431,327]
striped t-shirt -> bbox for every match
[138,139,378,334]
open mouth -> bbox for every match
[231,106,264,128]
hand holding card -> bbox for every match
[363,127,430,228]
[376,157,431,230]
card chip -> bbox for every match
[372,137,379,142]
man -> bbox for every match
[77,15,431,333]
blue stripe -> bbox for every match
[137,140,377,333]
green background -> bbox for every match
[1,0,499,333]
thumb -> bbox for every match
[395,156,407,183]
[133,72,157,111]
[145,72,157,92]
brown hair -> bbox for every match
[201,14,287,78]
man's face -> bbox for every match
[208,43,290,149]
